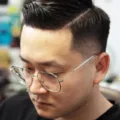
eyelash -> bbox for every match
[53,72,63,76]
[25,67,34,72]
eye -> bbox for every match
[47,73,55,78]
[50,72,63,77]
[53,73,61,76]
[42,72,56,80]
[25,67,35,73]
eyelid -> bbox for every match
[52,72,63,76]
[24,65,33,69]
[24,66,35,72]
[44,71,62,75]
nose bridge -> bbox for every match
[31,72,42,84]
[32,75,38,78]
[29,75,42,93]
[29,72,48,94]
[32,70,39,77]
[31,75,41,87]
[29,71,41,88]
[32,70,42,78]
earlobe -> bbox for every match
[93,63,104,84]
[93,53,110,85]
[93,73,105,84]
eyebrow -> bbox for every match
[19,55,64,68]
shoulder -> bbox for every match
[0,92,36,120]
[0,92,33,109]
[97,104,120,120]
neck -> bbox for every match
[55,86,112,120]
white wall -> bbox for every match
[94,0,120,76]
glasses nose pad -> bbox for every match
[37,72,44,83]
[40,77,44,83]
[31,73,44,87]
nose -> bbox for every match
[29,74,48,94]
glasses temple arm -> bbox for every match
[63,56,95,80]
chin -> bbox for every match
[34,104,60,119]
[36,108,59,119]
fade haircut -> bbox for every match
[22,0,110,57]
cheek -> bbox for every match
[62,69,93,95]
[53,70,94,109]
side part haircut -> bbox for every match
[22,0,110,57]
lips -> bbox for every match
[34,101,52,109]
[32,98,49,104]
[31,96,52,107]
[33,98,51,105]
[35,101,50,105]
[36,102,50,105]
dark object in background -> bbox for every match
[0,69,10,102]
[105,75,117,84]
[0,69,9,88]
[10,36,20,48]
[0,0,8,5]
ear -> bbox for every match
[93,53,110,84]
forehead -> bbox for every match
[20,25,74,63]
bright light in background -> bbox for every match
[95,0,120,76]
[0,0,24,14]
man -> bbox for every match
[0,0,120,120]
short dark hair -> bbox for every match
[22,0,110,57]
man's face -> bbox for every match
[20,25,96,119]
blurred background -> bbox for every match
[0,0,120,103]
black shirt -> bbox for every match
[0,93,120,120]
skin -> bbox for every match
[20,25,112,120]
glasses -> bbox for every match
[10,55,95,92]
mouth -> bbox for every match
[31,96,53,108]
[34,101,52,108]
